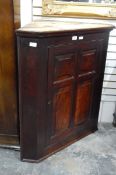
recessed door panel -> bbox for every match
[54,54,74,82]
[74,80,93,125]
[78,41,100,79]
[79,49,97,74]
[52,86,72,136]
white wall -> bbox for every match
[20,0,32,26]
[33,0,42,18]
[99,21,116,123]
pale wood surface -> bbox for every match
[18,18,114,33]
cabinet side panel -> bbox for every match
[18,37,47,161]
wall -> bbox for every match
[20,0,32,26]
[99,22,116,123]
[33,0,42,20]
[32,1,116,123]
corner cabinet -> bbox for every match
[16,20,113,162]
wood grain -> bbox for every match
[16,20,112,161]
[0,0,19,145]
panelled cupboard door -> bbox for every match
[74,41,99,125]
[47,39,102,144]
[47,45,76,142]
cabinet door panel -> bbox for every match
[48,45,76,141]
[78,42,99,77]
[74,80,93,125]
[52,86,72,136]
[79,49,97,74]
[75,41,98,125]
[54,53,74,82]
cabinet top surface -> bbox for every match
[17,18,114,36]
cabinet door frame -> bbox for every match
[75,40,100,124]
[47,43,77,143]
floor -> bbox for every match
[0,123,116,175]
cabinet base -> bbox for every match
[21,127,97,163]
[0,134,19,146]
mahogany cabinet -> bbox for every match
[16,20,113,162]
[0,0,20,145]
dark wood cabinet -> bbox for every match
[16,20,113,162]
[0,0,20,145]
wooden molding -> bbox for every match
[42,0,116,19]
